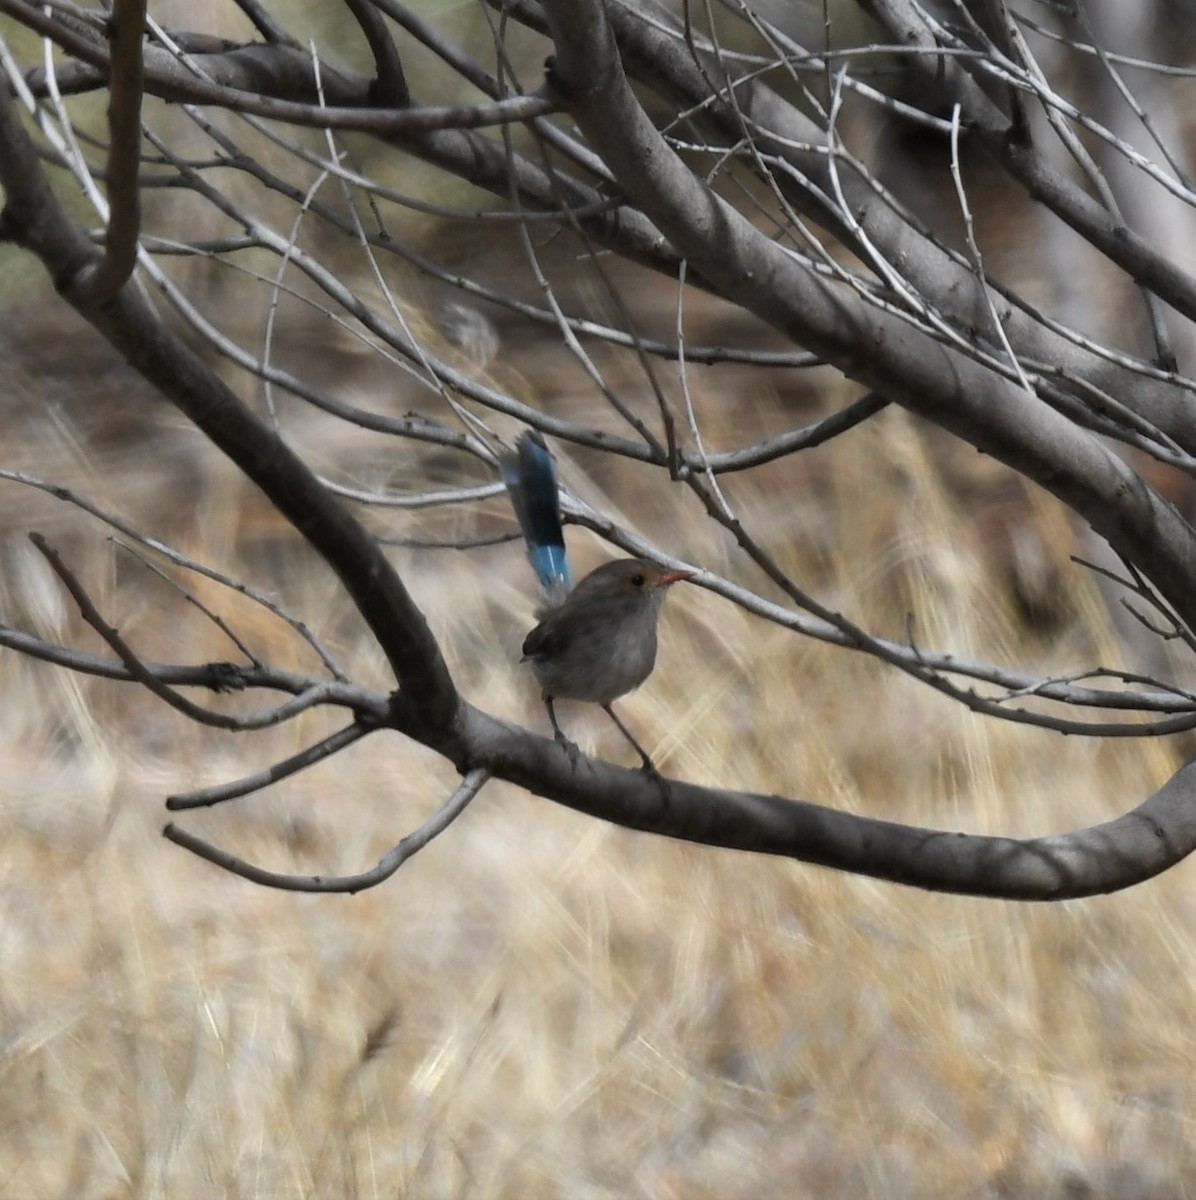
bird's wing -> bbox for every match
[521,612,559,660]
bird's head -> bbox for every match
[578,558,694,604]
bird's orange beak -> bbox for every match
[656,569,694,588]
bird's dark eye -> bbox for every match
[630,573,645,587]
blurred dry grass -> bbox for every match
[2,277,1195,1200]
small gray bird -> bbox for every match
[521,558,692,769]
[502,432,692,771]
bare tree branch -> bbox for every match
[163,766,490,891]
[0,465,346,678]
[341,0,408,107]
[73,0,145,304]
[3,0,547,129]
[166,721,374,810]
[450,704,1196,900]
[30,532,339,731]
[860,0,1196,325]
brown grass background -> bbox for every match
[3,9,1196,1193]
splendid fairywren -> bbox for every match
[502,432,691,771]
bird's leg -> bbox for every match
[601,703,658,776]
[544,696,581,767]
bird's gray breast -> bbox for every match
[525,597,661,704]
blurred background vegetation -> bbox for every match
[2,0,1195,1196]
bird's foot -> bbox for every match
[554,729,582,768]
[640,757,673,797]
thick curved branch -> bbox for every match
[341,0,408,106]
[432,704,1196,901]
[537,0,1196,637]
[23,35,363,103]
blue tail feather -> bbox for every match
[502,431,573,605]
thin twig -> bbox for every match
[30,533,336,730]
[163,767,490,891]
[0,465,346,678]
[110,536,262,667]
[166,720,372,809]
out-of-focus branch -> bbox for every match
[10,4,686,281]
[859,0,1196,326]
[228,0,297,47]
[684,392,890,473]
